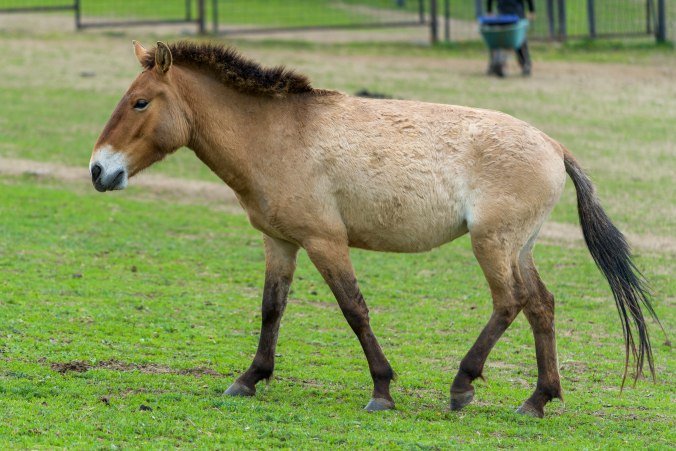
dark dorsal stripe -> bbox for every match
[142,41,315,97]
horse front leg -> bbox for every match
[305,238,396,411]
[225,236,298,397]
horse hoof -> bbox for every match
[224,381,255,397]
[450,388,474,411]
[516,402,544,418]
[364,397,395,412]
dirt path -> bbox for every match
[2,157,673,254]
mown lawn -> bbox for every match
[1,176,673,449]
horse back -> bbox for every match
[285,95,566,252]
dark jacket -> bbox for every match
[486,0,534,18]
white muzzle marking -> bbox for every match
[90,145,129,192]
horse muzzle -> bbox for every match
[89,146,129,192]
[90,163,128,192]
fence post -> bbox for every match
[195,0,205,34]
[211,0,218,34]
[586,0,596,38]
[443,0,450,42]
[557,0,567,41]
[546,0,555,39]
[430,0,438,44]
[419,0,425,24]
[475,0,482,17]
[656,0,666,42]
[74,0,81,30]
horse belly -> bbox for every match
[339,181,468,253]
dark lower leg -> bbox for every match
[519,288,563,417]
[227,237,297,396]
[335,277,395,403]
[306,240,395,409]
[231,274,292,391]
[516,41,531,74]
[450,306,521,409]
[488,49,506,77]
[451,233,525,410]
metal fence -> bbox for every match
[0,0,73,14]
[0,0,670,43]
[0,0,205,31]
[76,0,204,32]
[211,0,427,35]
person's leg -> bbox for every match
[517,41,532,76]
[488,49,506,77]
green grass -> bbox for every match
[1,177,673,449]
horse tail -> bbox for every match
[562,147,661,387]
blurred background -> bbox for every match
[0,0,672,44]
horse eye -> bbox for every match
[133,99,149,111]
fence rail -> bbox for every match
[0,4,73,13]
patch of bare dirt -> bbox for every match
[538,221,676,255]
[0,157,243,213]
[2,157,673,254]
[50,358,223,377]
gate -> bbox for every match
[75,0,205,33]
[0,0,205,32]
[210,0,428,35]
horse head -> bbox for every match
[89,41,190,192]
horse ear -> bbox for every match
[133,40,147,66]
[155,41,173,74]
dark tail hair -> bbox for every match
[563,148,661,387]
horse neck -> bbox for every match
[175,66,286,194]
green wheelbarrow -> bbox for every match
[479,15,529,77]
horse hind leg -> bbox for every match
[450,228,529,411]
[516,253,563,418]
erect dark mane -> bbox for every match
[142,41,321,97]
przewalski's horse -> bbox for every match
[90,41,660,417]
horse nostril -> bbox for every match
[91,163,103,183]
[111,169,125,188]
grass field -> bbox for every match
[0,17,675,450]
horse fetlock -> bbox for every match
[543,384,564,402]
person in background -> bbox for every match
[486,0,535,76]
